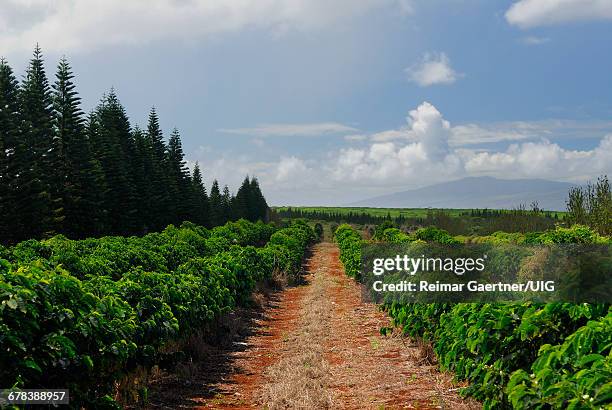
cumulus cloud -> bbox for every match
[464,136,612,180]
[327,102,460,185]
[287,103,612,190]
[275,156,312,183]
[506,0,612,28]
[219,122,358,137]
[189,103,612,204]
[405,52,461,87]
[0,0,407,54]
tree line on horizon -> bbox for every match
[0,46,268,244]
[273,205,562,236]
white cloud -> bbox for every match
[407,101,451,159]
[365,116,612,146]
[219,122,358,137]
[189,103,612,205]
[405,52,461,87]
[327,102,460,185]
[275,156,311,183]
[463,136,612,180]
[506,0,612,28]
[0,0,408,54]
[301,103,612,191]
[521,35,550,45]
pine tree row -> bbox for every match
[0,46,268,244]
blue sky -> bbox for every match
[2,0,612,205]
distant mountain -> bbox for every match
[349,177,575,211]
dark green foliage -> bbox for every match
[221,184,232,222]
[334,224,362,279]
[166,128,192,224]
[0,219,315,407]
[0,48,269,244]
[274,206,560,236]
[189,163,210,227]
[89,90,138,235]
[373,220,395,240]
[209,180,223,227]
[0,58,22,242]
[130,126,154,231]
[335,223,611,409]
[17,45,61,239]
[507,310,611,409]
[232,176,269,222]
[52,58,106,238]
[145,107,172,230]
[249,177,269,222]
[414,226,461,244]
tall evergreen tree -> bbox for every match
[0,50,271,243]
[131,125,154,232]
[0,58,22,242]
[209,180,223,226]
[249,176,269,222]
[221,185,232,223]
[190,163,210,227]
[52,57,106,238]
[83,112,110,235]
[166,128,191,224]
[145,107,171,229]
[89,90,137,235]
[232,176,251,221]
[18,45,61,238]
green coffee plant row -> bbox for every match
[0,219,315,408]
[334,224,611,409]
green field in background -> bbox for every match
[273,206,566,218]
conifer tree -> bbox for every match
[167,128,192,224]
[232,176,251,221]
[89,90,137,235]
[146,107,171,229]
[250,176,269,222]
[0,59,21,242]
[52,57,105,238]
[190,163,210,227]
[83,112,110,235]
[18,45,60,238]
[0,49,271,243]
[131,125,154,232]
[222,185,232,223]
[209,180,223,226]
